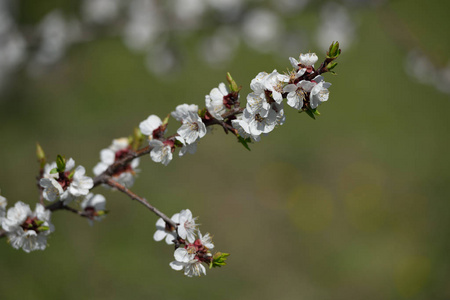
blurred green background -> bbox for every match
[1,0,450,299]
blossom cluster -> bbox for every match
[1,200,54,253]
[138,47,337,167]
[93,138,140,188]
[39,157,94,205]
[153,209,227,277]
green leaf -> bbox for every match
[305,109,316,120]
[326,62,338,72]
[49,168,58,174]
[56,155,66,173]
[312,108,320,116]
[237,136,251,151]
[35,220,45,226]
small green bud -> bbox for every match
[226,72,241,92]
[56,155,66,173]
[327,41,341,59]
[36,143,46,169]
[162,113,170,126]
[35,220,45,226]
[210,252,230,269]
[49,168,58,174]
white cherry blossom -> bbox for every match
[264,70,289,104]
[43,157,75,179]
[246,92,270,117]
[171,104,198,122]
[175,136,197,157]
[177,209,198,243]
[68,166,94,198]
[169,247,206,277]
[153,213,180,244]
[176,112,207,145]
[299,52,318,67]
[2,202,54,253]
[81,193,106,226]
[250,71,269,94]
[39,177,64,202]
[139,114,162,137]
[93,138,140,188]
[149,139,173,166]
[245,108,278,136]
[231,113,261,142]
[288,57,307,78]
[205,83,228,120]
[310,75,331,109]
[199,231,214,250]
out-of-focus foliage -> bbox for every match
[0,0,449,299]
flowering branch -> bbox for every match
[0,42,341,277]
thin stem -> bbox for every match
[106,178,177,229]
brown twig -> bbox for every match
[105,178,177,229]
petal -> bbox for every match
[174,248,189,262]
[153,229,167,242]
[170,261,185,271]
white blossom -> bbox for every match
[171,104,199,122]
[2,202,54,253]
[39,177,64,202]
[246,91,270,117]
[169,247,206,277]
[310,76,331,109]
[139,114,162,137]
[288,56,307,77]
[175,136,197,157]
[176,112,207,145]
[81,193,106,226]
[264,70,289,104]
[68,166,93,198]
[205,83,229,120]
[299,52,318,67]
[199,231,214,250]
[231,113,261,142]
[93,138,140,188]
[250,72,269,94]
[244,108,278,136]
[153,213,180,244]
[149,140,173,166]
[43,157,75,179]
[178,209,198,243]
[110,137,129,152]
